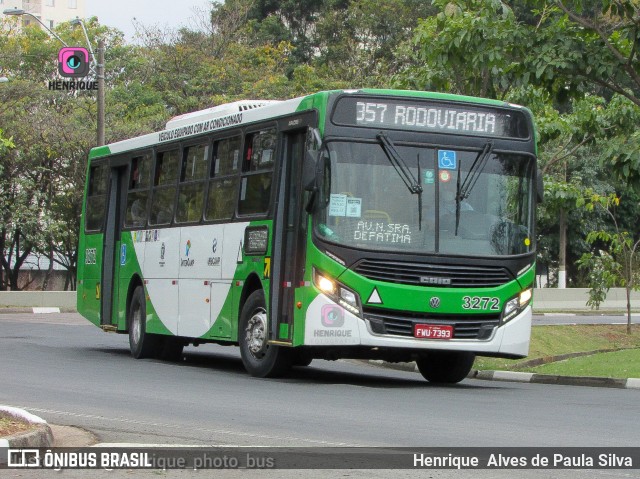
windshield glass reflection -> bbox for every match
[314,141,535,257]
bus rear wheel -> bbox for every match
[128,286,161,359]
[416,351,475,384]
[239,290,291,378]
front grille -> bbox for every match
[353,259,512,288]
[363,306,500,340]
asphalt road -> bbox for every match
[1,312,639,478]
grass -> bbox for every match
[0,415,36,437]
[474,324,640,378]
[529,349,640,378]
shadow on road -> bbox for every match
[90,344,496,391]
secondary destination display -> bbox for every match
[332,97,529,139]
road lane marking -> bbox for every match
[6,405,366,447]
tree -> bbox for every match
[577,249,619,309]
[534,1,640,107]
[395,0,640,288]
[582,194,640,333]
[0,79,49,290]
[314,0,436,86]
[532,92,636,287]
[0,18,124,290]
[244,0,327,66]
[0,128,15,290]
[0,80,91,290]
[530,0,640,188]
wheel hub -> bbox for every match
[245,309,268,358]
[132,305,142,344]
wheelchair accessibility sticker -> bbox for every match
[438,150,457,170]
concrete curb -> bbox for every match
[0,406,54,448]
[472,370,640,389]
[0,308,34,314]
[365,360,640,389]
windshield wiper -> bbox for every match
[377,132,424,230]
[455,141,493,235]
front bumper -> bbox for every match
[303,293,531,357]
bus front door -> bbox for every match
[269,127,310,343]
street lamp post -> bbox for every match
[68,17,105,146]
[96,40,105,146]
[2,8,105,146]
[2,8,68,46]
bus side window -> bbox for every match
[150,149,179,225]
[176,143,209,223]
[206,136,241,221]
[85,163,109,232]
[238,129,276,216]
[124,153,152,228]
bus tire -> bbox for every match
[239,290,291,378]
[416,351,475,384]
[291,350,313,367]
[159,337,185,362]
[128,286,160,359]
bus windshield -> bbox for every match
[314,140,535,257]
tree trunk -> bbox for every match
[42,245,54,291]
[626,286,632,335]
[0,227,7,291]
[558,207,567,288]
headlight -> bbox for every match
[519,288,532,306]
[502,287,533,323]
[313,268,361,316]
[316,274,336,295]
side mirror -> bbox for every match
[536,168,544,203]
[304,127,322,192]
[304,128,327,213]
[304,150,324,214]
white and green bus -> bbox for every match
[77,89,542,383]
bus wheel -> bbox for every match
[239,290,291,378]
[292,350,313,367]
[128,286,160,359]
[416,351,475,384]
[159,337,185,362]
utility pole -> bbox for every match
[97,39,105,146]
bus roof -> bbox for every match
[165,100,282,129]
[88,89,527,160]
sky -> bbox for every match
[86,0,213,43]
